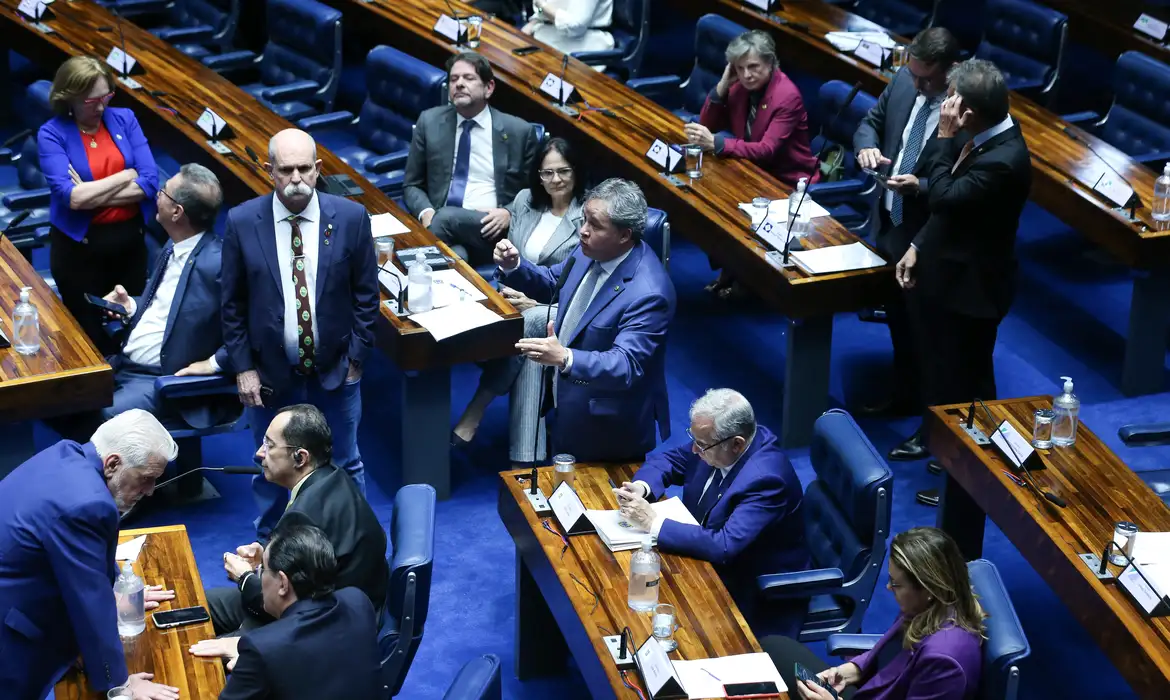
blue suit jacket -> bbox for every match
[220,587,381,700]
[221,193,379,394]
[504,241,676,461]
[0,441,126,698]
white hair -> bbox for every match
[91,409,178,468]
[690,389,757,443]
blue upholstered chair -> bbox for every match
[442,655,501,700]
[826,559,1031,700]
[0,80,52,250]
[626,14,745,122]
[150,375,247,500]
[1117,423,1170,504]
[571,0,651,79]
[838,0,939,39]
[974,0,1066,98]
[147,0,240,60]
[644,207,671,271]
[379,484,437,698]
[806,80,880,232]
[757,409,893,642]
[202,0,342,122]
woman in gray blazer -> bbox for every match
[452,137,585,464]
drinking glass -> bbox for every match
[1031,408,1054,449]
[652,603,679,652]
[1111,521,1139,566]
[891,45,908,71]
[552,453,576,490]
[375,237,395,269]
[467,15,484,47]
[108,688,133,700]
[751,196,770,226]
[684,144,703,179]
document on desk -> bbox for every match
[116,535,147,563]
[409,301,502,341]
[825,30,896,52]
[1127,532,1170,599]
[789,242,886,275]
[431,269,488,308]
[738,198,830,223]
[586,497,698,551]
[674,653,787,698]
[370,212,410,237]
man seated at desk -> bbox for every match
[614,389,809,636]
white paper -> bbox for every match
[408,301,502,340]
[768,197,831,219]
[549,481,587,530]
[540,73,578,104]
[431,269,488,308]
[854,40,885,67]
[675,653,788,699]
[1093,172,1135,209]
[990,420,1035,469]
[433,14,460,42]
[116,535,147,563]
[825,31,896,52]
[196,109,228,139]
[106,47,137,76]
[17,0,52,20]
[586,497,699,551]
[1134,14,1169,41]
[646,139,683,172]
[789,242,887,275]
[370,212,409,237]
[743,0,770,11]
[637,637,680,696]
[1128,532,1170,564]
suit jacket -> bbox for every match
[503,241,675,461]
[220,193,379,394]
[913,124,1032,319]
[0,441,126,699]
[504,189,583,266]
[699,68,818,187]
[851,616,983,700]
[219,587,381,700]
[38,107,159,241]
[403,105,538,216]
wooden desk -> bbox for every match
[4,0,524,497]
[1037,0,1170,64]
[926,397,1170,700]
[54,525,226,700]
[498,465,783,699]
[689,0,1170,397]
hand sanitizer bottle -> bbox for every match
[114,562,145,637]
[628,537,661,612]
[1052,376,1080,447]
[788,177,809,238]
[407,251,433,313]
[13,286,40,355]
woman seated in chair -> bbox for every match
[762,527,984,700]
[451,137,585,465]
[522,0,614,58]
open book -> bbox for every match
[585,497,699,552]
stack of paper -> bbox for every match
[673,653,787,699]
[370,212,410,237]
[585,497,699,551]
[738,198,830,224]
[409,301,503,341]
[789,242,886,275]
[825,30,895,52]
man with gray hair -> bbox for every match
[495,178,675,462]
[613,389,809,636]
[0,409,181,700]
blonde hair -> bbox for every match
[890,527,986,648]
[49,56,116,115]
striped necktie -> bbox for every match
[890,99,932,226]
[288,215,315,373]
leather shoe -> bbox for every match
[887,432,929,461]
[856,397,918,418]
[915,488,940,507]
[857,307,889,324]
[926,460,944,475]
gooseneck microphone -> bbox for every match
[154,465,262,491]
[3,210,33,234]
[442,0,466,46]
[558,53,571,107]
[244,145,260,163]
[1062,126,1142,218]
[974,399,1066,508]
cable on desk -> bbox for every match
[568,572,600,614]
[621,670,646,700]
[540,519,569,558]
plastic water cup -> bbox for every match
[891,45,908,71]
[652,603,678,652]
[1031,408,1054,449]
[684,144,703,178]
[751,197,770,225]
[467,16,483,47]
[375,237,395,268]
[1111,521,1138,566]
[553,453,576,490]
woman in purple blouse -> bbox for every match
[762,527,985,700]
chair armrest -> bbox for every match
[808,180,867,198]
[626,75,682,105]
[377,173,406,197]
[296,110,355,132]
[115,0,171,12]
[825,633,881,657]
[154,374,238,400]
[1119,422,1170,447]
[202,50,258,72]
[1134,150,1170,168]
[757,567,845,599]
[1061,111,1100,126]
[3,188,51,210]
[154,25,216,44]
[0,148,11,166]
[261,80,321,104]
[571,48,625,65]
[365,151,410,175]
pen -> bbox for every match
[608,478,618,489]
[700,667,721,682]
[1001,470,1026,487]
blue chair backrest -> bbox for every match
[260,0,342,103]
[17,80,53,189]
[1100,51,1170,159]
[643,206,669,270]
[683,14,745,116]
[359,45,446,155]
[975,0,1066,92]
[817,80,878,149]
[609,0,651,77]
[173,0,238,43]
[968,559,1030,700]
[442,655,502,700]
[853,0,937,38]
[379,484,436,697]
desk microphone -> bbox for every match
[1061,126,1142,218]
[974,399,1066,508]
[154,465,261,491]
[3,210,33,235]
[442,0,466,45]
[112,9,132,80]
[530,254,580,466]
[558,53,571,107]
[244,145,260,163]
[1,129,32,149]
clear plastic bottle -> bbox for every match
[114,562,145,637]
[1052,375,1080,448]
[13,286,40,355]
[1154,163,1170,222]
[407,251,433,314]
[788,177,809,238]
[627,537,661,612]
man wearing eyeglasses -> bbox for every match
[613,389,809,636]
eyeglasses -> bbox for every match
[157,188,179,205]
[82,92,115,106]
[686,427,736,453]
[261,439,300,454]
[538,167,574,182]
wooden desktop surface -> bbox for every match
[1036,0,1170,64]
[54,525,226,700]
[0,236,111,422]
[927,397,1170,699]
[3,0,522,373]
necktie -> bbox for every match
[952,140,975,174]
[288,215,315,374]
[890,99,932,226]
[551,263,600,405]
[445,120,475,208]
[131,246,172,330]
[746,92,760,140]
[695,469,727,524]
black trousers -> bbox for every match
[206,585,273,637]
[758,634,856,700]
[875,209,922,410]
[50,218,147,355]
[917,296,1000,409]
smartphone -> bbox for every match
[152,606,211,629]
[83,293,128,317]
[862,167,894,191]
[512,45,541,56]
[724,681,781,698]
[794,663,839,699]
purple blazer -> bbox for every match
[851,615,983,700]
[37,106,159,241]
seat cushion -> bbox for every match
[241,82,317,121]
[176,43,213,60]
[805,594,851,625]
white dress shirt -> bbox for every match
[884,93,941,211]
[273,192,321,366]
[524,211,563,260]
[533,0,614,55]
[561,245,633,371]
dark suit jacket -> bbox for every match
[241,466,388,618]
[220,193,379,394]
[219,587,381,700]
[402,105,538,216]
[914,123,1032,319]
[0,441,126,698]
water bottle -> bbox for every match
[1154,163,1170,222]
[788,177,809,238]
[627,537,661,612]
[114,562,145,637]
[12,286,40,355]
[407,251,433,313]
[1052,375,1080,448]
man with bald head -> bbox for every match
[221,128,378,538]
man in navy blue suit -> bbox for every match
[615,389,809,636]
[495,178,675,462]
[0,410,181,700]
[221,129,379,538]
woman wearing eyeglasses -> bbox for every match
[38,56,159,352]
[451,137,585,465]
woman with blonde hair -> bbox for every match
[762,527,985,700]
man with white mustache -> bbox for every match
[220,128,379,539]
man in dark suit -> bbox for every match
[496,178,676,462]
[0,410,180,700]
[190,523,381,700]
[614,389,809,637]
[853,28,960,450]
[404,51,538,264]
[221,128,379,538]
[896,59,1032,505]
[204,404,388,635]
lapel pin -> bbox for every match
[324,223,333,245]
[613,285,620,292]
[761,103,767,110]
[502,132,509,141]
[116,134,123,140]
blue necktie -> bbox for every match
[694,469,726,525]
[445,120,475,208]
[131,246,172,330]
[891,99,932,226]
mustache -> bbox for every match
[282,182,313,197]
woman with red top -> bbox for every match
[38,56,159,353]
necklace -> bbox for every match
[79,124,99,148]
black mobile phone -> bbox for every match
[512,45,541,56]
[724,681,781,698]
[83,293,129,317]
[794,663,839,699]
[152,606,211,629]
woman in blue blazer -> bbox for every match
[38,56,159,352]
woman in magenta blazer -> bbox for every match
[762,527,985,700]
[38,56,158,352]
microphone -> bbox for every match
[2,210,33,235]
[1,129,32,149]
[442,0,466,46]
[974,399,1066,508]
[533,254,579,455]
[1062,126,1142,217]
[113,9,131,79]
[153,465,261,491]
[245,145,260,163]
[558,53,571,107]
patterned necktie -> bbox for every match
[445,120,475,208]
[952,140,975,174]
[288,215,315,373]
[890,99,932,226]
[695,469,727,524]
[746,92,760,140]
